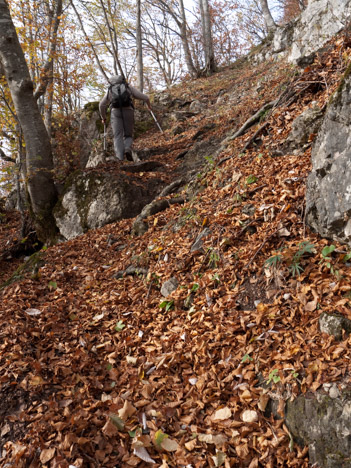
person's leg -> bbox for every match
[122,108,135,160]
[111,110,125,160]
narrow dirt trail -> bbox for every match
[1,35,351,467]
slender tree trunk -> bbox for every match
[33,0,63,101]
[152,0,198,77]
[178,0,198,77]
[199,0,216,74]
[136,0,144,91]
[16,130,27,237]
[44,81,54,138]
[259,0,277,32]
[0,0,58,243]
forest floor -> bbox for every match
[1,34,351,468]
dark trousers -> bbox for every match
[111,107,134,160]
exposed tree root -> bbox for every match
[225,99,278,143]
[132,195,186,235]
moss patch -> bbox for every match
[83,101,105,133]
[328,61,351,108]
[0,251,45,290]
[84,101,100,116]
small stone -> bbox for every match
[241,410,258,423]
[161,277,179,297]
[319,313,344,340]
[329,384,340,399]
[189,100,204,112]
[190,228,211,253]
[323,383,332,392]
[132,219,149,236]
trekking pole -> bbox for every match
[103,122,107,151]
[149,109,163,134]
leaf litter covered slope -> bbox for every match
[1,35,351,468]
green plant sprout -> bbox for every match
[207,248,220,268]
[115,320,125,332]
[266,369,281,385]
[265,251,283,268]
[320,244,340,277]
[246,175,257,185]
[289,241,315,276]
[241,353,253,363]
[265,242,315,277]
[159,300,174,312]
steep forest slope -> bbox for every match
[1,31,351,468]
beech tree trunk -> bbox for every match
[0,0,58,243]
[136,0,144,91]
[259,0,277,32]
[178,0,198,77]
[199,0,216,74]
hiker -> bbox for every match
[99,75,151,161]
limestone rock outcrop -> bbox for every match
[306,71,351,245]
[288,0,351,64]
[53,170,162,240]
[285,389,351,468]
[255,0,351,65]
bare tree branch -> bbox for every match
[34,0,63,101]
[69,0,109,82]
[0,146,15,163]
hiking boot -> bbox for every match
[124,149,133,161]
[132,151,141,162]
[106,155,119,162]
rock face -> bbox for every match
[306,72,351,244]
[77,103,102,168]
[254,0,351,65]
[285,390,351,468]
[285,102,324,151]
[288,0,351,64]
[53,171,162,240]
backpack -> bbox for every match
[109,82,133,108]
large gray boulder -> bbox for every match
[53,170,162,240]
[306,72,351,244]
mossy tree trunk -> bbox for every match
[0,0,58,243]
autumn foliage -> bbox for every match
[1,30,351,468]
